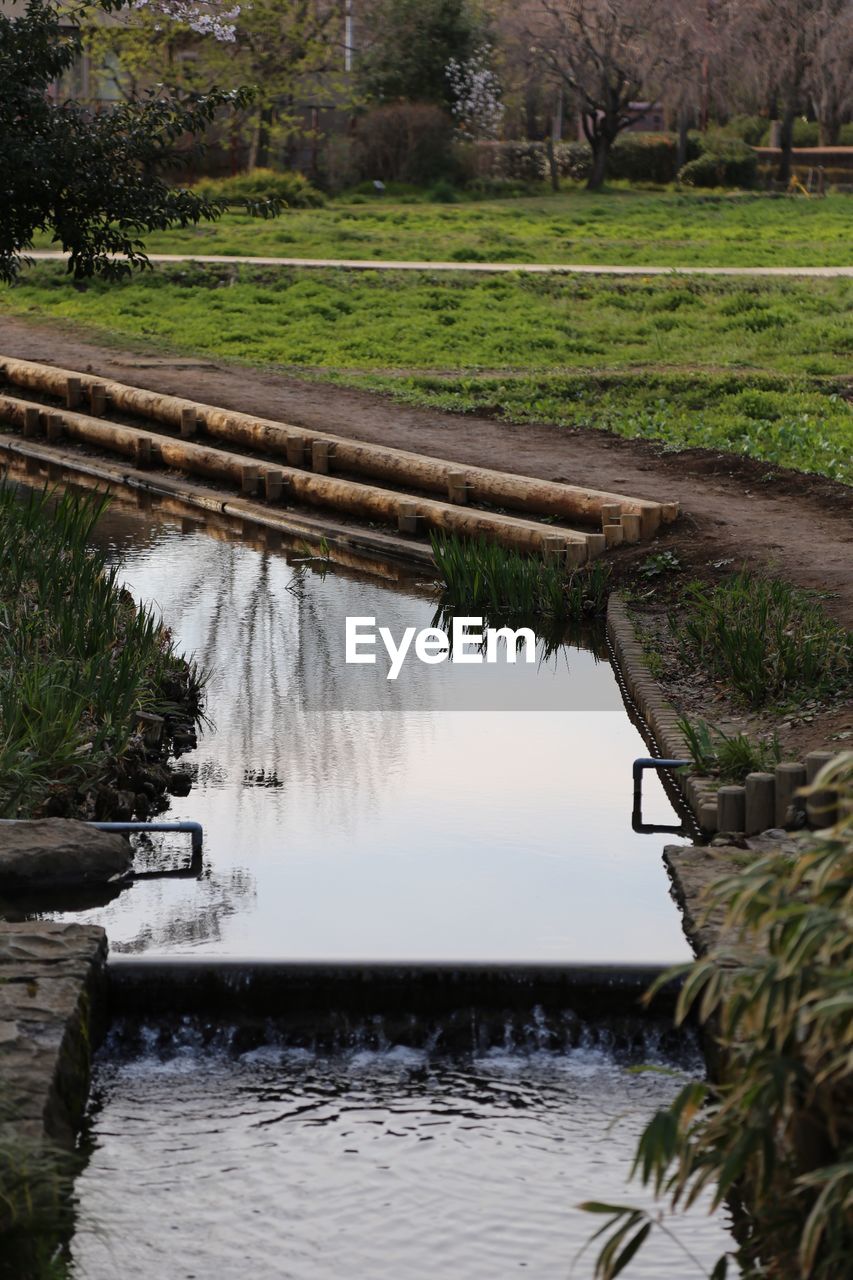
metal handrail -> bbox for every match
[632,758,691,835]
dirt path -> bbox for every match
[27,251,853,277]
[1,314,850,625]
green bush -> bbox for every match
[468,134,701,186]
[792,118,821,146]
[356,103,454,185]
[192,169,325,207]
[723,114,769,146]
[583,753,853,1280]
[608,133,699,184]
[679,142,758,189]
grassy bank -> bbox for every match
[0,483,203,819]
[36,190,853,267]
[6,264,851,482]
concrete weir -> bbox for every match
[0,923,107,1146]
[106,957,683,1047]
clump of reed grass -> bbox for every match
[678,716,781,782]
[673,572,851,709]
[0,482,205,818]
[430,532,610,621]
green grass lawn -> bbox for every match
[33,190,853,267]
[4,263,852,482]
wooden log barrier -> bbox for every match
[0,356,676,537]
[0,394,598,559]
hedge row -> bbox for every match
[468,134,757,188]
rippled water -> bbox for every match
[37,499,692,964]
[70,1029,730,1280]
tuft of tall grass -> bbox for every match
[678,716,781,782]
[673,573,852,709]
[430,532,610,621]
[0,482,205,817]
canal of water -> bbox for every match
[25,495,730,1278]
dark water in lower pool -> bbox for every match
[69,1025,731,1280]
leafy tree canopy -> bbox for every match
[357,0,486,112]
[0,0,275,283]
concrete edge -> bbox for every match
[607,592,719,831]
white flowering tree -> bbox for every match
[0,0,274,282]
[446,44,504,139]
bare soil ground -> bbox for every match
[3,314,849,619]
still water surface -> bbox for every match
[44,503,692,963]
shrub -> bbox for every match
[723,114,769,146]
[356,103,454,185]
[792,118,821,146]
[467,134,702,186]
[192,168,325,207]
[582,753,853,1280]
[427,178,460,202]
[607,133,700,184]
[679,142,758,189]
[674,573,851,709]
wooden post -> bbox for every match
[180,408,198,439]
[23,407,42,438]
[585,532,607,559]
[286,435,306,468]
[447,472,470,505]
[600,503,622,528]
[241,465,260,496]
[133,437,152,468]
[745,772,775,835]
[89,384,108,417]
[620,512,642,543]
[603,522,625,548]
[312,440,334,475]
[717,785,746,834]
[805,750,837,828]
[775,762,807,828]
[397,502,421,534]
[264,469,284,502]
[699,801,718,833]
[65,377,81,410]
[46,413,64,442]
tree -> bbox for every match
[806,0,853,145]
[530,0,679,190]
[0,0,275,283]
[84,0,348,173]
[728,0,810,184]
[356,0,486,113]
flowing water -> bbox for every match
[69,1021,730,1280]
